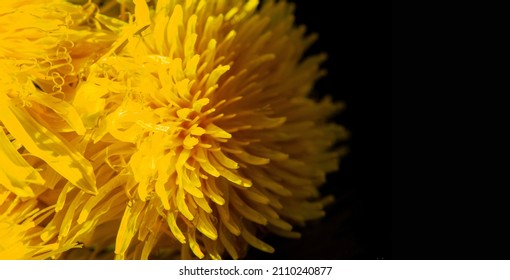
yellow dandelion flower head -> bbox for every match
[58,0,347,259]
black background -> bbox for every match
[246,1,389,259]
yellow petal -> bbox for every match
[195,209,217,240]
[28,91,86,135]
[0,99,97,195]
[115,200,145,258]
[73,83,108,129]
[167,212,186,244]
[176,187,193,220]
[187,228,204,259]
[0,129,43,197]
[134,0,151,28]
[219,226,239,259]
[241,227,274,253]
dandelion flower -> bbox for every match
[52,0,347,260]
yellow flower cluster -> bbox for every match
[0,0,347,259]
